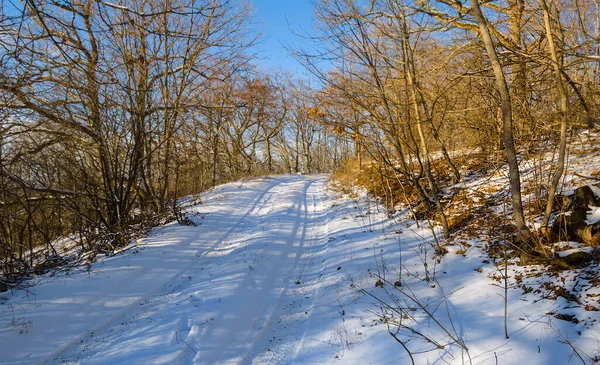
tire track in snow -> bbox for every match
[235,178,315,365]
[42,177,286,365]
[237,177,334,365]
[193,177,315,365]
[289,180,334,362]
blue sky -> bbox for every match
[251,0,315,75]
[1,0,317,75]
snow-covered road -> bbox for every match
[0,175,335,365]
[2,174,599,365]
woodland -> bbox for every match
[1,0,599,296]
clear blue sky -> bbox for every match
[2,0,317,75]
[251,0,316,75]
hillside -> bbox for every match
[1,166,599,364]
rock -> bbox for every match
[554,313,579,324]
[552,217,600,246]
[551,186,600,245]
[550,249,596,269]
[573,185,600,208]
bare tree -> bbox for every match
[539,0,569,233]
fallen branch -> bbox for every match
[175,331,197,354]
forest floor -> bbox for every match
[1,173,599,364]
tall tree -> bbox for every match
[469,0,534,247]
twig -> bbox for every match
[573,173,600,181]
[175,331,197,354]
[387,320,416,365]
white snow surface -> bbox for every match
[589,185,600,200]
[586,205,600,225]
[1,175,599,364]
[557,247,594,258]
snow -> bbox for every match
[586,205,600,225]
[1,175,599,364]
[557,247,594,258]
[589,185,600,200]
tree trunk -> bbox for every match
[266,136,273,172]
[212,121,219,187]
[294,128,300,173]
[540,0,569,232]
[470,0,533,246]
[401,13,449,238]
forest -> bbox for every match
[0,0,600,364]
[2,0,598,280]
[0,0,344,281]
[1,1,600,361]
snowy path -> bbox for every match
[0,175,334,365]
[2,175,599,365]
